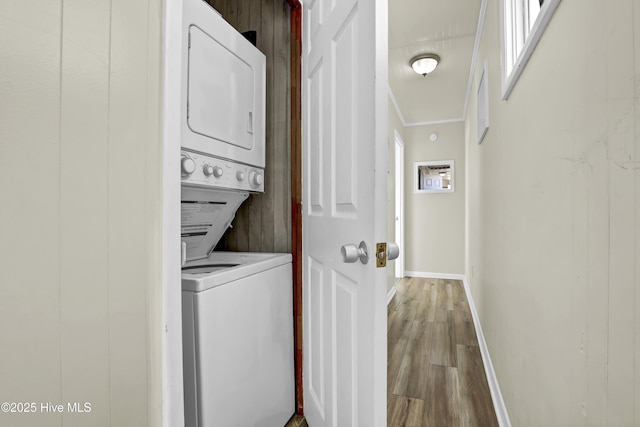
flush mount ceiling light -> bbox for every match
[410,54,440,76]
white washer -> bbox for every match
[182,252,294,427]
[181,161,294,427]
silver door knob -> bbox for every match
[387,242,400,260]
[341,241,369,264]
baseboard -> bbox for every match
[404,270,466,281]
[461,277,511,427]
[387,285,397,306]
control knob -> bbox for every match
[203,164,214,176]
[212,166,224,178]
[249,171,264,187]
[236,171,245,181]
[181,156,196,176]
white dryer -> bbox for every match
[181,0,266,170]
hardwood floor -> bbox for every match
[388,278,498,427]
[285,277,495,427]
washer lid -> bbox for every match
[181,187,249,261]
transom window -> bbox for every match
[501,0,561,99]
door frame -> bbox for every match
[394,130,405,280]
[162,0,187,425]
[285,0,304,415]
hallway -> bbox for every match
[387,278,498,426]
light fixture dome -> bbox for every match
[410,54,440,76]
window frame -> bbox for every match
[413,160,455,194]
[500,0,562,99]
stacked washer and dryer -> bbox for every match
[180,1,295,426]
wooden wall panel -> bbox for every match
[254,0,274,252]
[207,0,292,254]
[273,0,292,251]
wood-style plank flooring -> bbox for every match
[388,277,498,427]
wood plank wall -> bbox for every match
[206,0,292,253]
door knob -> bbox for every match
[375,242,400,267]
[386,242,400,260]
[340,241,369,265]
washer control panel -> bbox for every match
[181,150,264,192]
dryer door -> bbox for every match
[188,25,254,151]
[182,1,266,169]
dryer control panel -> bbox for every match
[181,150,264,192]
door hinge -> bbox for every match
[376,242,387,268]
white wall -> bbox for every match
[404,122,465,275]
[465,0,640,425]
[0,1,163,425]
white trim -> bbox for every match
[500,0,562,99]
[476,60,489,144]
[388,84,464,128]
[387,285,397,306]
[404,271,465,281]
[404,117,464,127]
[162,0,186,425]
[393,131,405,279]
[462,0,489,119]
[461,277,512,427]
[387,84,407,126]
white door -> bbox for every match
[394,133,404,279]
[302,0,388,426]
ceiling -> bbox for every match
[388,0,483,124]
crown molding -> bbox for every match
[462,0,488,120]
